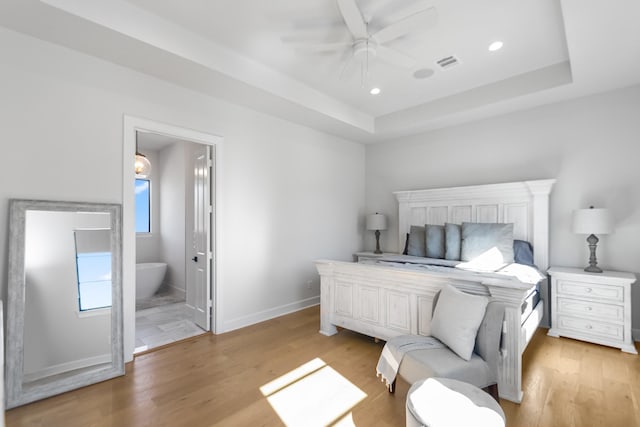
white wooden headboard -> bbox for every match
[393,179,556,270]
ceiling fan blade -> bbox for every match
[376,45,416,68]
[372,7,437,44]
[336,0,368,39]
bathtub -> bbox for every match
[136,262,167,300]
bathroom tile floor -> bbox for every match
[135,285,186,311]
[135,302,205,353]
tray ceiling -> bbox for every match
[1,0,639,142]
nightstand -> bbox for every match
[353,251,395,264]
[547,266,637,354]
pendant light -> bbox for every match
[134,141,151,178]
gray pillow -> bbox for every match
[425,224,445,259]
[461,222,514,265]
[430,284,489,361]
[406,225,426,257]
[513,239,535,266]
[444,223,461,261]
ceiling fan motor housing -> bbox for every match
[353,38,377,60]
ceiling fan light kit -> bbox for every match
[353,38,377,61]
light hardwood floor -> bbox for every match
[6,306,640,426]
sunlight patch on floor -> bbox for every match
[261,358,367,427]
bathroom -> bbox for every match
[134,132,213,352]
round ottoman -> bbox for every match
[406,378,505,427]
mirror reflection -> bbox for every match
[23,211,112,384]
[74,228,112,311]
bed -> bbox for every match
[315,179,556,403]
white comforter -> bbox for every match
[373,254,545,285]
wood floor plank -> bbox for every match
[601,378,637,427]
[6,306,640,427]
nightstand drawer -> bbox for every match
[556,315,623,341]
[556,279,624,302]
[557,297,623,323]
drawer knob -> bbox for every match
[586,324,593,329]
[586,288,592,293]
[587,306,593,311]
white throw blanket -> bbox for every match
[376,335,445,390]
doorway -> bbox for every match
[123,116,223,360]
[133,135,213,352]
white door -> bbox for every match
[190,145,212,330]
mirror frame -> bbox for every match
[5,199,124,408]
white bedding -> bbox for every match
[373,254,545,285]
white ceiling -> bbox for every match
[125,0,569,117]
[137,132,183,152]
[1,0,639,143]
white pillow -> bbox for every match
[430,284,489,361]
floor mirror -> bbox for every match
[5,199,124,409]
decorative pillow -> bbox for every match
[430,284,489,361]
[460,222,514,268]
[406,225,426,257]
[402,233,410,255]
[425,224,445,259]
[444,223,461,261]
[513,239,535,266]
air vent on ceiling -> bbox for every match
[436,55,461,69]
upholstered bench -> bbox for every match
[406,377,505,427]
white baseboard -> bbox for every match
[222,296,320,333]
[23,353,112,382]
[169,285,186,298]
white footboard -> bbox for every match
[316,260,542,403]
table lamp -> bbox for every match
[366,213,387,254]
[572,206,613,273]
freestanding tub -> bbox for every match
[136,262,167,300]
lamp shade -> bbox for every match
[572,208,613,235]
[366,213,387,231]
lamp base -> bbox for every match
[584,265,603,273]
[374,230,382,254]
[584,233,603,274]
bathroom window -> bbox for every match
[135,178,151,233]
[75,229,112,311]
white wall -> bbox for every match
[366,84,640,333]
[158,142,187,292]
[0,28,365,361]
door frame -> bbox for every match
[122,115,224,362]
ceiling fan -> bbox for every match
[284,0,437,79]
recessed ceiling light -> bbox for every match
[488,41,503,52]
[370,87,381,95]
[413,68,435,79]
